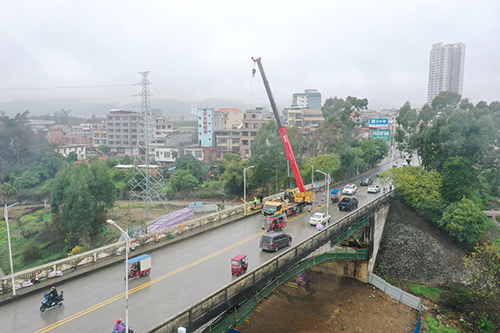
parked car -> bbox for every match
[342,184,357,195]
[309,212,331,226]
[360,177,373,186]
[338,197,359,211]
[367,184,381,193]
[259,231,293,252]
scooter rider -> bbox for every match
[49,286,58,305]
[113,319,133,333]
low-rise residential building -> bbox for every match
[240,107,268,159]
[215,108,244,129]
[55,145,87,160]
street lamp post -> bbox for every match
[4,203,19,296]
[107,219,130,333]
[316,170,331,227]
[243,166,255,215]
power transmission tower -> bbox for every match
[129,71,169,220]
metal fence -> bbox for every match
[368,272,422,311]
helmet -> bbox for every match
[51,286,56,290]
[116,319,122,324]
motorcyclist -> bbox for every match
[114,318,134,333]
[48,286,58,305]
[112,319,127,333]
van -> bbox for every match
[259,231,292,252]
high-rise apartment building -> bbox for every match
[427,42,466,104]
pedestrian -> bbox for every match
[253,196,257,207]
[259,195,263,205]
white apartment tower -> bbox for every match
[427,42,466,104]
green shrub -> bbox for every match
[477,316,495,333]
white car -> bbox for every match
[342,184,357,195]
[367,184,381,193]
[308,212,331,225]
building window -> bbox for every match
[232,138,239,144]
[242,140,248,145]
[242,131,248,136]
[251,132,257,136]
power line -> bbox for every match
[0,84,134,91]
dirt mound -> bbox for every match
[373,198,471,285]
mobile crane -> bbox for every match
[251,57,315,217]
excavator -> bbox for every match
[252,57,315,216]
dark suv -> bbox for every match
[338,197,359,211]
[260,231,292,252]
[360,177,373,186]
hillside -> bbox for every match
[236,197,470,332]
[373,198,470,285]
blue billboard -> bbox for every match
[369,118,388,126]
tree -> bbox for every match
[0,183,17,204]
[170,169,199,191]
[464,242,500,327]
[301,154,341,184]
[431,90,461,110]
[175,154,208,182]
[441,156,473,203]
[249,121,298,191]
[382,166,445,223]
[50,161,116,248]
[98,145,108,154]
[66,152,78,163]
[437,197,488,245]
[218,154,247,195]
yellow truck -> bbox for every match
[262,189,315,217]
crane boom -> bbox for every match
[252,57,306,193]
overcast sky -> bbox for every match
[1,0,499,116]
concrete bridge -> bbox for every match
[148,193,395,333]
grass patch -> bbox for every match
[425,317,459,333]
[407,283,442,303]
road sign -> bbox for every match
[372,130,391,141]
[369,118,388,126]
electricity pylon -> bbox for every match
[129,71,169,219]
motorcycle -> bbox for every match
[40,291,64,312]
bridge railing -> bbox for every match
[148,193,393,333]
[0,192,285,295]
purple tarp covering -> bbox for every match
[139,208,194,235]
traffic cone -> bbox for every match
[131,242,135,251]
[34,270,40,283]
[156,233,159,243]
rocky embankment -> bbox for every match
[374,197,470,285]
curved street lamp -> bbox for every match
[4,203,19,296]
[107,219,130,333]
